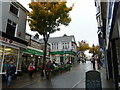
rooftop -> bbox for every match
[39,34,76,43]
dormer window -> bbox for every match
[9,3,19,16]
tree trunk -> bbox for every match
[41,34,49,76]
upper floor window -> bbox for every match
[56,43,58,49]
[62,42,68,49]
[6,19,17,37]
[9,4,19,16]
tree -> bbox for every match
[28,2,73,76]
[89,44,100,55]
[77,40,89,52]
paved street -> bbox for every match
[2,61,114,89]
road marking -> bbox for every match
[71,63,92,89]
[71,78,85,89]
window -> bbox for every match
[6,19,17,37]
[0,45,4,73]
[2,46,18,72]
[9,4,19,16]
[65,42,68,49]
[56,43,58,49]
[63,43,64,49]
[52,43,54,49]
[68,42,69,49]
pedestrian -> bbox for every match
[28,63,35,77]
[97,58,101,70]
[6,61,16,88]
[67,59,71,65]
[78,59,80,63]
[85,58,86,63]
[52,59,58,66]
[45,60,54,79]
[91,55,96,70]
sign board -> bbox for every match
[86,70,102,90]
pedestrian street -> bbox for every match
[2,61,114,89]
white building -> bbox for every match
[39,34,77,64]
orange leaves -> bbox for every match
[28,2,73,35]
[78,40,90,52]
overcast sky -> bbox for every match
[18,0,98,47]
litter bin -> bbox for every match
[86,70,102,90]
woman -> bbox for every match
[28,63,35,77]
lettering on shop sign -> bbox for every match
[0,36,13,43]
[0,36,26,49]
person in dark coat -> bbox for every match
[91,55,96,70]
[97,58,101,70]
[6,62,16,87]
[45,60,54,79]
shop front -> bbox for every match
[22,46,43,72]
[0,35,27,74]
[51,51,77,64]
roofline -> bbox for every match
[10,0,29,13]
[25,32,32,37]
[39,35,75,40]
[31,38,50,46]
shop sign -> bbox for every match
[0,36,13,43]
[0,36,26,49]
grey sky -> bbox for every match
[18,0,98,47]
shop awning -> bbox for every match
[51,51,76,55]
[22,48,43,55]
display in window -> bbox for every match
[0,45,4,72]
[2,47,18,72]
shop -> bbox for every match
[22,46,43,71]
[0,34,28,74]
[51,51,76,64]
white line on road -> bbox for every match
[71,78,85,89]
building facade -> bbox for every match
[21,33,51,71]
[21,33,43,71]
[39,34,77,64]
[0,0,28,74]
[95,0,120,89]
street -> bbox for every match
[24,61,92,88]
[2,61,97,88]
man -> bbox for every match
[97,57,101,70]
[91,55,96,70]
[6,62,16,87]
[45,60,54,79]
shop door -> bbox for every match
[60,56,63,62]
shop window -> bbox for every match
[2,46,18,72]
[9,4,19,16]
[6,19,17,37]
[0,45,4,73]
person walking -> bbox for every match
[97,57,101,70]
[45,60,54,79]
[28,63,35,77]
[6,62,16,88]
[67,59,71,65]
[91,55,96,70]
